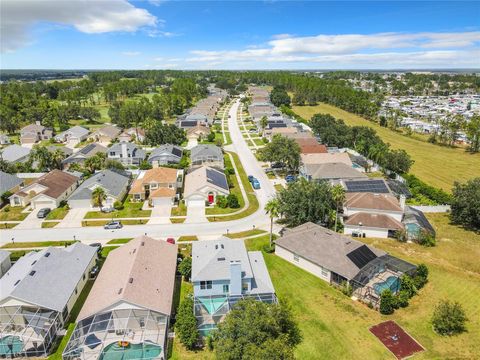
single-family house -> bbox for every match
[54,126,89,145]
[0,250,11,278]
[0,144,31,164]
[191,145,224,169]
[88,125,121,144]
[62,236,177,360]
[186,123,211,141]
[275,222,416,307]
[301,152,353,166]
[62,143,107,168]
[118,127,146,143]
[0,171,23,197]
[300,162,367,182]
[129,167,183,206]
[107,142,146,166]
[20,122,53,144]
[192,238,276,335]
[403,206,436,241]
[9,170,79,209]
[184,166,229,206]
[67,169,130,209]
[148,144,183,166]
[343,192,405,238]
[0,243,97,357]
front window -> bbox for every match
[242,281,249,292]
[150,183,158,189]
[109,151,115,156]
[223,285,229,293]
[200,281,212,290]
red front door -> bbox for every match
[208,193,214,204]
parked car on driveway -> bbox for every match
[37,208,51,219]
[104,221,122,230]
[89,265,99,279]
[285,175,296,183]
[101,206,114,213]
[248,175,255,183]
[251,178,261,189]
[166,238,175,244]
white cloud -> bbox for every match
[122,51,141,56]
[147,30,179,38]
[186,31,480,69]
[1,0,157,52]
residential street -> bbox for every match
[0,99,275,245]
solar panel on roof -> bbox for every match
[346,245,378,269]
[386,180,411,197]
[172,147,183,157]
[206,168,228,190]
[345,179,390,193]
[80,143,96,155]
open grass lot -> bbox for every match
[84,197,151,219]
[246,214,480,359]
[292,103,480,191]
[0,206,28,221]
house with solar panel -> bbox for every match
[275,222,416,308]
[183,166,229,207]
[0,243,97,357]
[62,143,107,169]
[341,178,406,239]
[62,236,177,360]
[192,238,276,335]
[148,144,183,166]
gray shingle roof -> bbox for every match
[0,171,22,194]
[303,162,367,180]
[0,243,97,311]
[191,144,222,161]
[275,222,385,280]
[57,126,89,139]
[248,251,275,294]
[149,144,183,161]
[69,169,129,200]
[1,145,31,163]
[109,142,146,159]
[0,250,10,264]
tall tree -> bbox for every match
[265,198,280,247]
[331,184,346,232]
[466,114,480,153]
[91,187,107,208]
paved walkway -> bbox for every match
[185,203,207,224]
[56,208,89,228]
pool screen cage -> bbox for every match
[0,305,61,358]
[62,308,168,360]
[350,255,417,305]
[194,293,277,336]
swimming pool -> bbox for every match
[373,276,400,295]
[0,335,23,356]
[99,341,162,360]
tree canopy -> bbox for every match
[451,177,480,230]
[258,134,301,171]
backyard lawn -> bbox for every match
[292,102,480,191]
[243,214,480,359]
[84,197,151,219]
[0,206,28,221]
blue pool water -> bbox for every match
[0,336,23,356]
[373,276,400,295]
[99,341,162,360]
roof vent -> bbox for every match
[215,245,218,250]
[118,288,123,294]
[31,260,37,266]
[14,280,20,286]
[45,252,50,257]
[218,257,225,261]
[129,278,133,284]
[221,244,224,249]
[29,271,36,276]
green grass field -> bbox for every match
[292,103,480,191]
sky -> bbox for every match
[1,0,479,70]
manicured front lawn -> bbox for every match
[42,221,60,228]
[0,206,28,221]
[274,184,284,192]
[82,219,146,227]
[1,240,77,249]
[246,213,480,359]
[46,206,69,220]
[84,197,151,219]
[292,102,480,191]
[225,229,266,239]
[171,201,187,216]
[106,238,133,244]
[170,217,186,224]
[0,222,18,229]
[177,235,198,242]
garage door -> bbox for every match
[68,199,92,209]
[187,199,205,208]
[152,197,172,207]
[32,200,56,210]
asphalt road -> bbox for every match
[0,100,275,245]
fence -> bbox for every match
[410,205,451,213]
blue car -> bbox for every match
[251,179,261,189]
[248,175,255,183]
[285,175,296,183]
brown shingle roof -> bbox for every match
[345,212,404,230]
[346,192,402,212]
[150,188,176,198]
[301,153,353,166]
[129,167,177,195]
[300,144,328,154]
[16,169,77,199]
[78,236,178,321]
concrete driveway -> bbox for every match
[185,138,198,150]
[147,203,171,224]
[56,208,89,228]
[185,203,207,223]
[15,210,43,229]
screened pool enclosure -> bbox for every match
[62,309,168,360]
[0,305,62,358]
[194,293,277,336]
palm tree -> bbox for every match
[331,185,346,232]
[91,187,107,208]
[265,198,280,247]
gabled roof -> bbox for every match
[57,126,89,138]
[93,125,121,139]
[0,171,22,194]
[191,144,222,160]
[69,169,129,200]
[346,192,403,212]
[78,236,177,320]
[62,143,107,163]
[184,166,229,198]
[149,144,183,160]
[303,162,367,180]
[1,144,31,163]
[14,169,78,199]
[109,142,146,159]
[0,243,97,312]
[21,123,45,133]
[345,212,404,230]
[301,152,353,166]
[129,167,178,194]
[275,222,386,280]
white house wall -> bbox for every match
[275,245,331,283]
[344,225,389,239]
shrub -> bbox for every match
[432,300,468,335]
[207,132,216,142]
[59,200,68,208]
[262,137,269,144]
[205,334,214,351]
[394,229,408,243]
[226,194,240,208]
[113,201,124,210]
[413,264,429,290]
[399,274,417,298]
[216,195,228,208]
[225,167,235,175]
[178,257,192,282]
[379,289,396,315]
[416,229,436,247]
[262,244,275,253]
[175,295,199,350]
[340,281,353,297]
[139,160,152,170]
[1,191,13,204]
[4,207,10,213]
[396,290,410,308]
